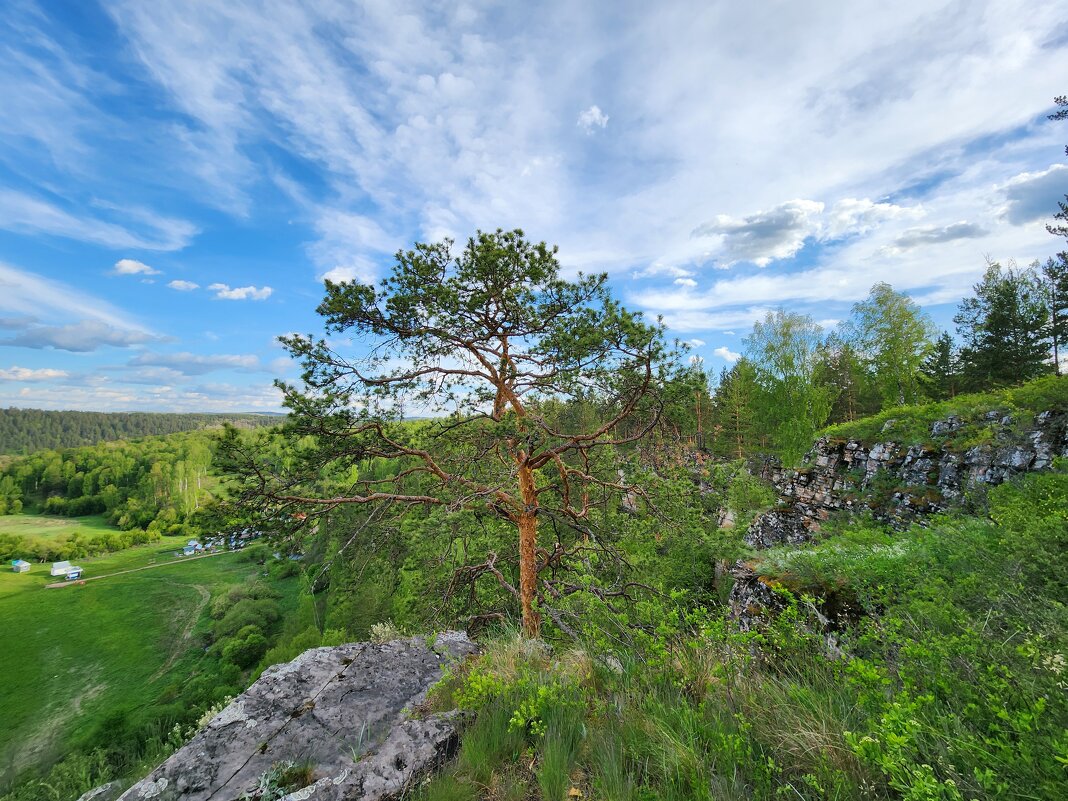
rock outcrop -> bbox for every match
[746,409,1068,548]
[119,632,477,801]
[730,409,1067,628]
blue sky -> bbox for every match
[1,0,1066,412]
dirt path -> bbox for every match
[45,549,236,588]
[149,583,211,683]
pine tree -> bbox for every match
[954,261,1051,389]
[921,331,961,400]
[1040,256,1068,375]
[710,360,759,459]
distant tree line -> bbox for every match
[706,264,1067,465]
[0,408,280,455]
[0,431,226,559]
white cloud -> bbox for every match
[691,197,920,267]
[113,258,160,276]
[0,189,196,251]
[713,346,741,363]
[129,351,261,375]
[674,277,697,288]
[1000,164,1068,225]
[687,338,705,347]
[167,279,199,290]
[0,319,164,352]
[207,283,273,301]
[824,198,918,238]
[692,199,826,266]
[577,105,609,133]
[887,221,988,251]
[0,366,69,381]
[8,379,284,413]
[100,0,1068,298]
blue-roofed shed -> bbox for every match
[11,559,30,573]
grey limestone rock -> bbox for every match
[744,508,813,549]
[77,783,123,801]
[118,632,477,801]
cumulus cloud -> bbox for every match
[208,283,272,300]
[824,198,918,238]
[692,197,917,267]
[1001,164,1068,225]
[674,277,697,288]
[113,258,160,276]
[577,105,609,133]
[890,221,988,250]
[167,279,199,290]
[687,338,705,347]
[693,199,825,266]
[713,346,741,363]
[0,319,163,352]
[0,366,69,381]
[128,351,262,376]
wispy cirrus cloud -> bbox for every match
[0,188,197,251]
[0,261,152,332]
[128,351,262,376]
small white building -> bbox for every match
[50,560,72,577]
[11,559,30,573]
[65,566,83,580]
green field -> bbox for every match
[0,533,278,781]
[0,514,115,541]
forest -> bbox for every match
[0,408,278,456]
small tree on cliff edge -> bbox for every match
[228,230,671,637]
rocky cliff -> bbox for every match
[118,632,477,801]
[730,407,1068,629]
[744,409,1068,549]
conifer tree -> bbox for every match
[222,229,671,638]
[921,331,961,400]
[954,261,1050,389]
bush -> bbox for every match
[214,599,282,640]
[222,627,269,669]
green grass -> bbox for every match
[0,541,264,780]
[0,532,193,600]
[821,374,1068,448]
[411,466,1067,801]
[0,514,115,541]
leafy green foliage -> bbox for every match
[848,282,936,407]
[744,310,833,464]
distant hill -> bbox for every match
[0,408,282,454]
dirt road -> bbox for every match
[45,549,237,588]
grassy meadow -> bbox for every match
[0,514,115,540]
[0,520,281,783]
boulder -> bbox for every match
[118,632,477,801]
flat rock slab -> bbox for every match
[119,632,476,801]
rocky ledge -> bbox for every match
[730,408,1067,629]
[119,632,477,801]
[745,409,1068,549]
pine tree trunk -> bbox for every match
[517,465,541,638]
